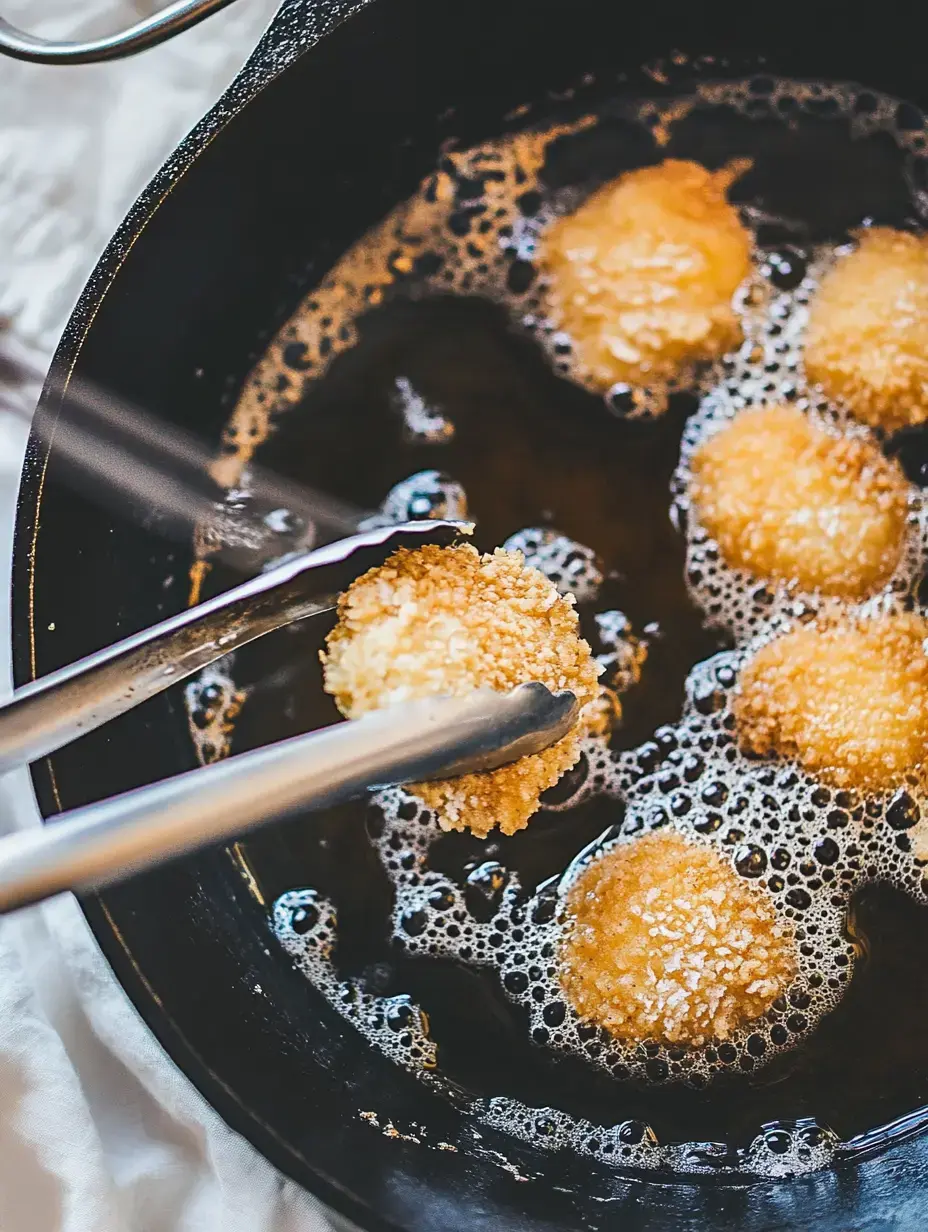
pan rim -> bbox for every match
[16,7,928,1225]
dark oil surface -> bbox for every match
[208,291,928,1151]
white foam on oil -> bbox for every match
[212,73,928,482]
[359,469,469,530]
[502,527,604,602]
[246,74,928,1177]
[391,376,456,445]
[273,889,437,1071]
[185,662,247,765]
[672,249,928,645]
[479,1096,839,1178]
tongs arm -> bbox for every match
[0,683,578,913]
[0,0,240,65]
[0,521,463,776]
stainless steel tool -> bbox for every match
[0,0,242,65]
[0,335,365,564]
[0,519,465,775]
[0,681,578,912]
[0,337,575,917]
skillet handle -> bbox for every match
[0,0,241,64]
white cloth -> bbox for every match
[0,4,343,1228]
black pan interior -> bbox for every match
[15,1,928,1229]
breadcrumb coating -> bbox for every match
[560,831,797,1046]
[321,544,601,837]
[735,613,928,792]
[805,228,928,433]
[691,405,909,598]
[539,159,753,391]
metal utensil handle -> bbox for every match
[0,0,240,64]
[0,338,366,557]
[0,521,462,775]
[0,683,578,913]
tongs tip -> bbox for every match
[414,681,580,781]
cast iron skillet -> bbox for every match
[14,1,928,1227]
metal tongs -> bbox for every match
[0,521,577,913]
[0,0,241,65]
[0,343,578,913]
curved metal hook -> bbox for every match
[0,0,242,64]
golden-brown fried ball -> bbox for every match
[321,544,601,837]
[735,613,928,792]
[560,830,797,1046]
[690,405,909,598]
[805,228,928,433]
[539,159,753,392]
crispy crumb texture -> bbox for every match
[691,405,909,598]
[560,831,797,1045]
[321,544,601,837]
[735,613,928,792]
[539,159,753,392]
[806,228,928,433]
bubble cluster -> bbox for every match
[278,603,928,1174]
[273,889,437,1071]
[360,469,469,529]
[481,1097,839,1177]
[585,608,651,713]
[185,663,246,765]
[359,650,882,1091]
[217,473,317,564]
[209,71,928,508]
[209,118,595,493]
[239,72,928,1178]
[502,527,604,601]
[391,376,456,445]
[673,254,928,643]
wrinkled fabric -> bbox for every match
[1,0,284,351]
[0,5,343,1227]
